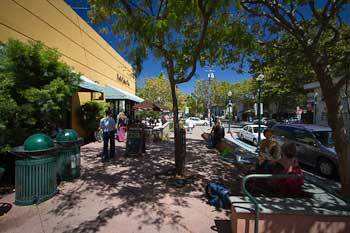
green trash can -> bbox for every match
[55,129,84,181]
[11,133,59,206]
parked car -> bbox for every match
[266,119,279,128]
[190,117,210,126]
[271,123,337,177]
[282,117,299,124]
[253,117,268,125]
[239,124,267,146]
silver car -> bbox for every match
[239,124,267,146]
[272,124,337,177]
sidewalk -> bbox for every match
[0,126,240,233]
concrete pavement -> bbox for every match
[0,126,240,233]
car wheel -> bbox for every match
[253,138,258,146]
[204,122,208,126]
[239,133,244,140]
[318,158,335,177]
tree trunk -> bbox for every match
[315,70,350,199]
[170,81,186,176]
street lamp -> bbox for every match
[313,92,318,124]
[256,74,264,152]
[208,70,215,126]
[228,90,232,133]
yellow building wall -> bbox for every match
[0,0,136,137]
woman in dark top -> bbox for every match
[211,120,224,147]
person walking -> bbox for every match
[188,117,195,134]
[100,109,116,161]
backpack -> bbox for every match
[205,182,231,209]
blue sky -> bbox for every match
[65,1,349,94]
[65,0,251,94]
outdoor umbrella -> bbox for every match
[132,100,162,112]
[155,103,171,113]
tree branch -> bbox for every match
[271,2,305,39]
[312,0,345,47]
[264,1,305,40]
[157,0,165,18]
[309,0,321,20]
[175,0,211,84]
[120,0,133,14]
[335,76,350,92]
[146,0,155,16]
[295,9,306,21]
[122,0,150,16]
[240,1,307,46]
[325,25,340,48]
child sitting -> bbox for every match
[275,142,305,197]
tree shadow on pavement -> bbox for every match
[50,137,240,233]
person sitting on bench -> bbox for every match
[275,142,304,197]
[256,128,281,173]
[211,120,224,147]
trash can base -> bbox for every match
[15,189,58,206]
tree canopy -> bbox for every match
[137,72,187,111]
[249,33,317,113]
[240,0,350,197]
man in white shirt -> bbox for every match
[188,118,195,134]
[100,109,116,161]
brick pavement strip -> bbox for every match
[0,126,238,233]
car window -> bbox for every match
[313,130,334,147]
[272,126,292,139]
[253,126,266,133]
[293,129,315,145]
[242,126,248,131]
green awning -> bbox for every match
[78,76,104,93]
[105,84,143,102]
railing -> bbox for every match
[241,174,304,233]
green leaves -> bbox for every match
[137,72,186,111]
[79,101,107,132]
[87,0,246,83]
[0,39,80,151]
[248,33,317,113]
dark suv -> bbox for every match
[271,124,337,177]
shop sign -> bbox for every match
[116,74,130,86]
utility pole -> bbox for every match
[207,67,215,126]
[257,74,264,153]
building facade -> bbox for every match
[0,0,142,136]
[304,81,350,135]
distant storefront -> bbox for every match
[0,0,143,136]
[304,81,349,134]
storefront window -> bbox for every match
[125,100,131,115]
[119,100,125,113]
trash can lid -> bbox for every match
[56,129,78,142]
[24,133,54,151]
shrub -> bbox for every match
[79,101,107,134]
[0,39,80,151]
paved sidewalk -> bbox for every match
[0,126,240,233]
